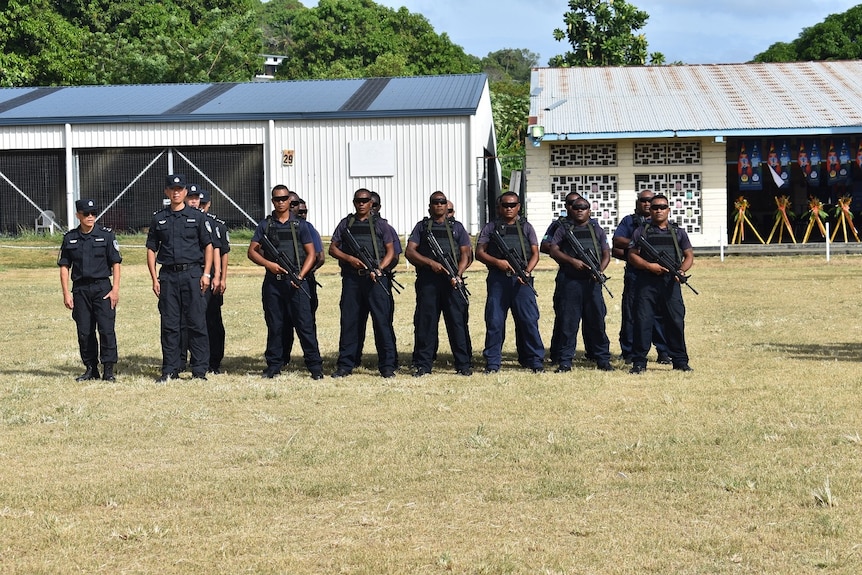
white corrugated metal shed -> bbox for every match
[530,61,862,140]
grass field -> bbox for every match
[1,237,861,574]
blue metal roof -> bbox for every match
[0,74,488,126]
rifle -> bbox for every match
[423,222,470,305]
[340,225,391,297]
[635,234,699,295]
[489,225,538,296]
[559,218,613,298]
[383,269,405,294]
[258,233,312,300]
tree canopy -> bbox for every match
[549,0,663,67]
[264,0,479,80]
[0,0,262,87]
[754,5,862,62]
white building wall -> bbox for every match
[526,137,729,248]
[272,116,472,236]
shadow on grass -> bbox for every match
[756,342,862,362]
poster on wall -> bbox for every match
[765,139,791,188]
[797,139,821,184]
[825,138,851,186]
[738,140,762,191]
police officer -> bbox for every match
[276,192,325,366]
[329,188,399,378]
[547,193,614,372]
[198,187,230,373]
[58,199,122,381]
[541,192,594,364]
[146,174,214,382]
[612,189,671,364]
[248,185,323,380]
[628,194,695,374]
[476,192,545,374]
[405,191,473,377]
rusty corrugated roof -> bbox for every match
[530,62,862,140]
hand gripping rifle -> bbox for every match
[258,233,312,300]
[635,234,699,295]
[340,225,391,297]
[559,218,613,298]
[423,223,470,305]
[489,225,538,296]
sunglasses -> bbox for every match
[650,204,670,210]
[638,197,655,202]
[297,209,308,215]
[80,211,97,217]
[354,197,372,204]
[447,209,454,214]
[570,204,590,210]
[500,202,519,208]
[430,198,448,205]
[290,201,301,207]
[272,196,291,203]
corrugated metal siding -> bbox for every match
[531,62,862,138]
[273,116,468,235]
[0,124,65,150]
[70,122,266,148]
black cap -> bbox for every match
[199,189,211,204]
[187,183,201,196]
[165,174,187,188]
[75,199,98,212]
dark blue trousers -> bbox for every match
[482,270,544,370]
[620,267,669,359]
[632,273,688,368]
[262,274,322,374]
[336,272,397,374]
[411,272,472,372]
[552,272,611,367]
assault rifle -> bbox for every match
[489,225,538,296]
[635,234,699,295]
[383,269,405,295]
[423,222,470,305]
[559,218,613,298]
[259,233,312,300]
[340,225,391,297]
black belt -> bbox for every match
[161,263,201,272]
[74,277,109,286]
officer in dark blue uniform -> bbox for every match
[628,194,695,374]
[476,192,545,374]
[547,193,614,372]
[58,199,122,381]
[198,187,230,373]
[612,189,671,364]
[329,188,399,378]
[405,191,473,377]
[146,174,214,382]
[248,185,324,380]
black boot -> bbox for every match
[75,365,100,381]
[102,363,115,381]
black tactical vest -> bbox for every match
[487,221,527,261]
[265,217,305,267]
[642,225,681,267]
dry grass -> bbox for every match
[1,241,862,574]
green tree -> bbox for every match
[271,0,479,80]
[491,81,530,159]
[754,6,862,62]
[549,0,663,67]
[481,48,539,84]
[0,0,261,86]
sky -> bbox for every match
[364,0,862,65]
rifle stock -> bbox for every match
[489,226,538,297]
[423,222,470,305]
[559,218,613,298]
[340,225,391,297]
[259,233,312,300]
[635,235,699,295]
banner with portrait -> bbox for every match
[797,139,821,184]
[765,139,791,188]
[825,138,851,186]
[737,140,762,191]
